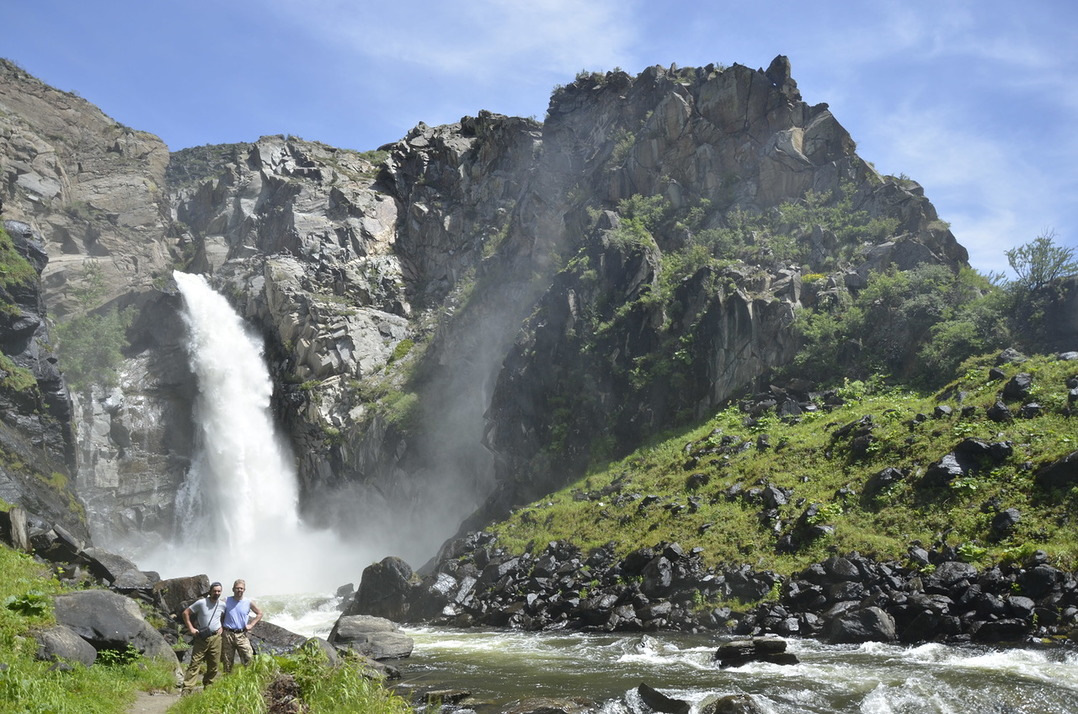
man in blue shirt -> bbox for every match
[221,578,264,672]
[181,581,225,693]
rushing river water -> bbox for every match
[263,595,1078,713]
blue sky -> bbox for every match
[3,1,1075,276]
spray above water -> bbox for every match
[143,271,365,594]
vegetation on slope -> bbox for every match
[0,543,175,713]
[491,353,1078,577]
[0,541,412,713]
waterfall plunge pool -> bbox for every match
[262,595,1078,713]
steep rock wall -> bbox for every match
[0,56,976,562]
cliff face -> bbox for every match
[0,56,973,561]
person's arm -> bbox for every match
[247,601,263,630]
[182,607,198,636]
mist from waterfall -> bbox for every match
[142,271,367,594]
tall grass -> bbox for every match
[0,545,176,714]
[169,643,412,714]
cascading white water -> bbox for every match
[173,270,300,549]
[142,271,363,594]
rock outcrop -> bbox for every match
[1,55,978,564]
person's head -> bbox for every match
[232,579,246,599]
[208,582,223,600]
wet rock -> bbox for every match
[349,556,415,620]
[329,614,414,660]
[715,637,798,667]
[823,605,896,644]
[637,683,690,714]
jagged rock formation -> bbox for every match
[0,55,975,562]
[0,219,85,539]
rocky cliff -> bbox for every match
[0,56,972,563]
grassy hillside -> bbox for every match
[491,352,1078,576]
[0,542,176,713]
[0,541,411,713]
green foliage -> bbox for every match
[171,644,410,714]
[387,338,414,365]
[0,226,38,292]
[4,589,50,617]
[0,544,175,714]
[490,354,1078,577]
[794,264,1008,387]
[0,352,39,395]
[1005,230,1078,292]
[54,307,133,392]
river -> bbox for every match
[262,594,1078,713]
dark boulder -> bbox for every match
[52,590,177,664]
[1001,373,1033,402]
[715,637,798,667]
[32,624,97,667]
[636,683,689,714]
[824,605,896,644]
[699,694,767,714]
[154,574,209,618]
[249,620,308,656]
[349,556,415,620]
[1035,449,1078,492]
[989,508,1021,541]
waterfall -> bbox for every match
[143,271,361,594]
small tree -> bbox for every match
[1005,230,1078,291]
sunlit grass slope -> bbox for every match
[492,354,1078,575]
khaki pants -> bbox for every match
[182,631,222,690]
[222,629,255,673]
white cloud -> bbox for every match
[266,0,635,80]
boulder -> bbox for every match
[249,620,308,656]
[33,624,97,667]
[501,698,597,714]
[637,683,689,714]
[699,694,767,714]
[1035,450,1078,492]
[329,614,414,660]
[824,605,896,644]
[52,590,177,663]
[0,506,31,552]
[715,637,798,667]
[81,546,141,584]
[350,556,415,620]
[154,574,209,618]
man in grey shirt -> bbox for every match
[181,581,226,692]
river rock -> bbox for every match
[637,683,689,714]
[350,556,415,620]
[501,697,598,714]
[823,605,896,644]
[699,695,767,714]
[329,614,414,660]
[715,637,798,667]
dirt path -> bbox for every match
[127,690,182,713]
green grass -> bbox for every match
[491,353,1078,575]
[169,643,411,714]
[0,226,38,293]
[0,545,176,714]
